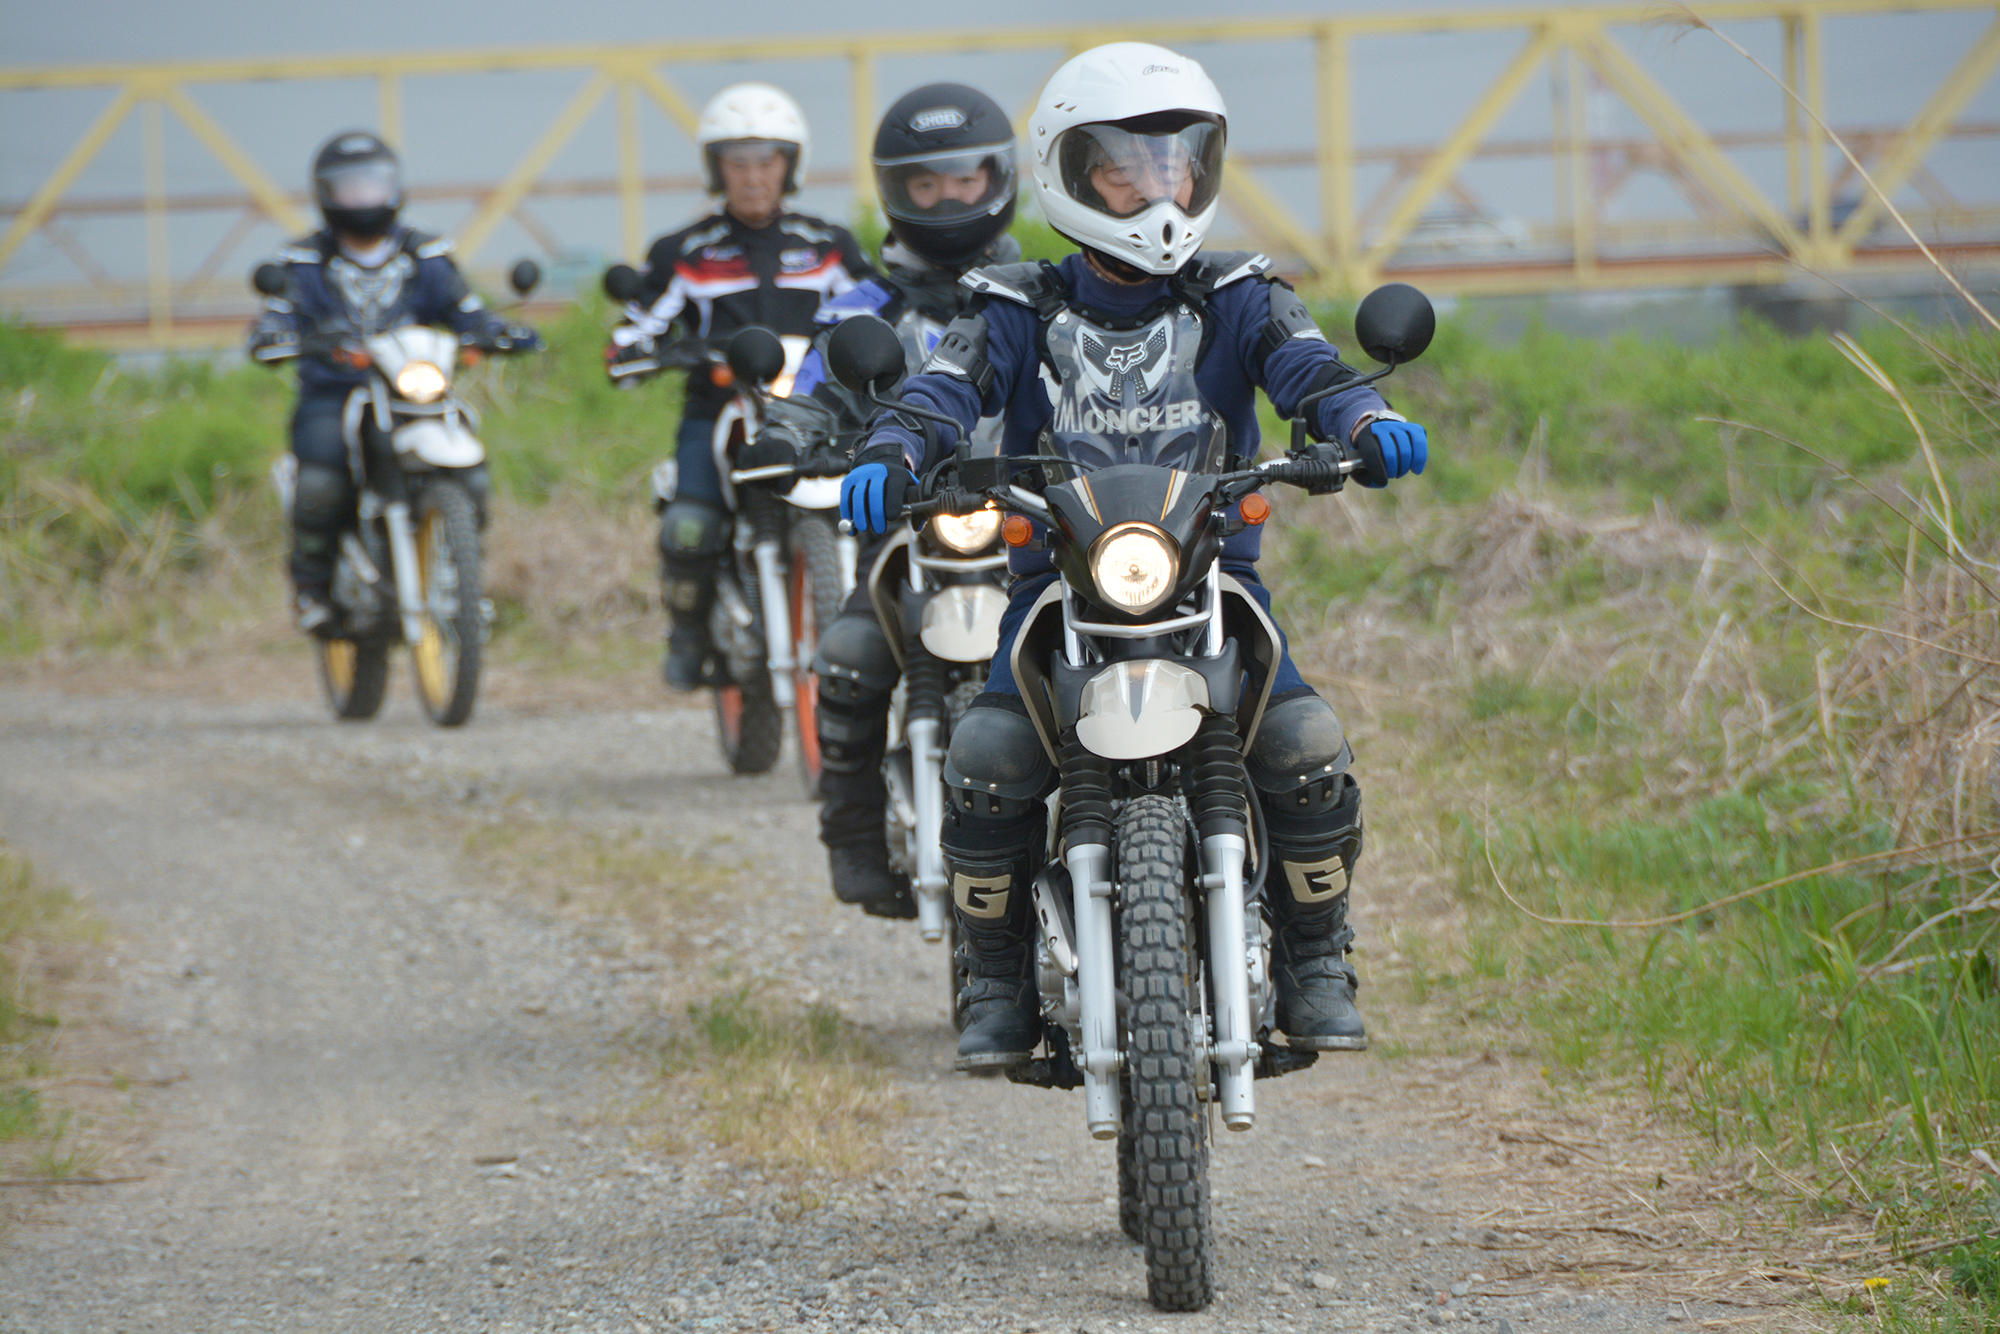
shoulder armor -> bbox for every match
[278,243,321,265]
[681,218,732,250]
[406,230,454,260]
[783,214,840,246]
[958,261,1061,309]
[1181,250,1272,294]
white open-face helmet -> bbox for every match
[696,82,810,195]
[1027,42,1228,275]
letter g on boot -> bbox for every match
[952,871,1012,919]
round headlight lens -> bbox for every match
[394,360,448,403]
[927,508,1002,554]
[1089,525,1178,614]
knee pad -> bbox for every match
[1248,691,1353,803]
[812,611,898,693]
[816,672,892,776]
[658,500,727,568]
[944,698,1052,814]
[291,463,353,539]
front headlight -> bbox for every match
[927,508,1002,555]
[1089,523,1178,615]
[394,360,448,403]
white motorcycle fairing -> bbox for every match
[393,418,485,468]
[1072,659,1210,760]
[918,585,1007,663]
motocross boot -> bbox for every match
[821,803,913,918]
[952,899,1040,1071]
[942,699,1052,1071]
[1265,772,1368,1051]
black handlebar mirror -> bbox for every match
[251,262,289,297]
[725,325,787,386]
[1354,283,1435,366]
[824,314,907,397]
[601,263,643,303]
[509,259,541,297]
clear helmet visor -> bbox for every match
[875,146,1016,224]
[1057,118,1224,221]
[317,159,402,211]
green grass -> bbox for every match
[0,844,97,1179]
[660,987,898,1179]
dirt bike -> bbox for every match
[824,284,1434,1312]
[865,501,1008,942]
[254,259,540,727]
[603,264,855,780]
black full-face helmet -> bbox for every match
[872,83,1017,267]
[312,131,404,240]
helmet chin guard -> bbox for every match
[1028,42,1228,275]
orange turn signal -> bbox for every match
[1239,493,1272,526]
[711,364,735,389]
[1001,514,1036,548]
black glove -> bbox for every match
[605,337,657,382]
[490,322,542,353]
[738,430,800,473]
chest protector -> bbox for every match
[1039,302,1223,473]
[958,252,1272,475]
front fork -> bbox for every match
[1201,832,1258,1130]
[906,714,949,941]
[751,537,796,710]
[383,498,427,646]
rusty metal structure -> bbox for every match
[3,2,1997,346]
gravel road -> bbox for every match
[0,678,1753,1333]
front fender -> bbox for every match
[393,419,485,468]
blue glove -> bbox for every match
[839,461,917,534]
[1355,419,1428,488]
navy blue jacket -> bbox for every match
[866,251,1393,571]
[248,227,507,394]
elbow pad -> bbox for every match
[1252,280,1332,380]
[919,313,996,401]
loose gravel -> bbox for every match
[1,683,1754,1332]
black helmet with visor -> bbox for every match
[312,131,403,240]
[872,83,1017,267]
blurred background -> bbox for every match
[5,0,1998,347]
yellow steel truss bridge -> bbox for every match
[2,2,1997,345]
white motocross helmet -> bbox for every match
[696,82,810,195]
[1027,42,1228,275]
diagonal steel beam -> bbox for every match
[1833,14,2000,251]
[629,63,700,135]
[456,70,612,258]
[1578,29,1806,258]
[0,86,138,271]
[158,82,310,233]
[1223,160,1336,279]
[1360,21,1561,276]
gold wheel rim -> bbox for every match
[323,639,357,697]
[412,506,455,707]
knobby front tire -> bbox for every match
[789,513,845,795]
[410,480,483,728]
[318,635,390,721]
[1117,793,1215,1312]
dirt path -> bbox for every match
[0,674,1775,1333]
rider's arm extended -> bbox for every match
[858,297,1034,473]
[246,282,302,364]
[1228,277,1393,448]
